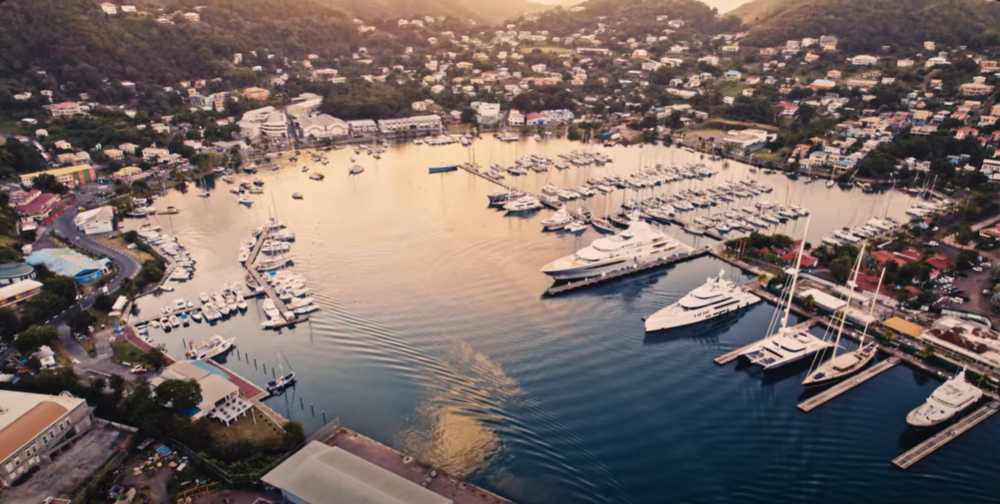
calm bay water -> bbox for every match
[129,139,998,503]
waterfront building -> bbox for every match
[239,107,289,140]
[150,361,252,426]
[14,192,61,220]
[262,440,451,504]
[19,165,96,189]
[298,114,349,141]
[0,390,94,488]
[377,115,443,139]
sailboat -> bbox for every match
[802,249,882,386]
[739,218,835,370]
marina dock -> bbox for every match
[713,319,817,365]
[797,357,901,412]
[457,163,514,191]
[544,246,710,296]
[242,229,308,329]
[892,401,1000,469]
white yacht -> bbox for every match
[644,270,760,332]
[504,195,543,214]
[542,206,574,231]
[738,217,833,370]
[185,335,236,360]
[540,216,682,281]
[906,370,983,428]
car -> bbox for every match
[928,240,940,247]
[973,266,983,272]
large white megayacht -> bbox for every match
[540,213,684,281]
[906,369,983,428]
[738,216,834,370]
[644,270,761,332]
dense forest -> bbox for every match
[0,0,358,91]
[734,0,1000,51]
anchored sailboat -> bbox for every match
[802,248,883,386]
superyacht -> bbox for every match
[541,214,682,281]
[906,369,983,428]
[644,270,760,332]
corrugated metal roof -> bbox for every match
[882,317,924,338]
[263,441,452,504]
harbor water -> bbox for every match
[129,138,998,504]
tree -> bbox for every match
[155,379,202,411]
[123,230,139,244]
[69,310,96,334]
[830,255,855,284]
[14,325,58,354]
[0,308,20,342]
[30,173,68,194]
[283,421,305,447]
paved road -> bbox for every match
[52,205,141,308]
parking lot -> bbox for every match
[0,424,128,503]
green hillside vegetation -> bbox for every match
[0,0,357,91]
[735,0,1000,51]
[518,0,741,36]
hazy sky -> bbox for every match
[531,0,752,13]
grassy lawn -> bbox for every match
[111,339,146,365]
[204,406,285,450]
[717,81,745,98]
[681,127,728,144]
[701,118,779,132]
[96,235,154,264]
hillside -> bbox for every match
[0,0,359,90]
[735,0,1000,51]
[518,0,741,36]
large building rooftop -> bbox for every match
[0,390,85,462]
[262,440,453,504]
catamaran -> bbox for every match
[644,270,761,332]
[803,255,884,386]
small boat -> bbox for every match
[309,172,325,181]
[238,197,253,207]
[349,165,364,175]
[198,191,210,198]
[160,206,179,215]
[291,192,303,200]
[267,372,297,394]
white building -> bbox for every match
[377,115,443,138]
[472,102,501,127]
[299,114,349,141]
[73,206,115,235]
[850,54,879,66]
[0,391,93,488]
[507,109,525,127]
[150,361,251,425]
[238,107,289,140]
[262,441,452,504]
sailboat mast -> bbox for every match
[780,217,810,329]
[858,267,886,346]
[831,243,866,358]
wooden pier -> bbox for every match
[544,246,710,296]
[713,319,817,365]
[892,401,1000,469]
[242,236,308,328]
[457,164,513,191]
[797,357,901,412]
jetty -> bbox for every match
[892,401,1000,469]
[544,245,710,296]
[242,228,308,329]
[713,319,817,365]
[797,357,901,412]
[457,163,514,191]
